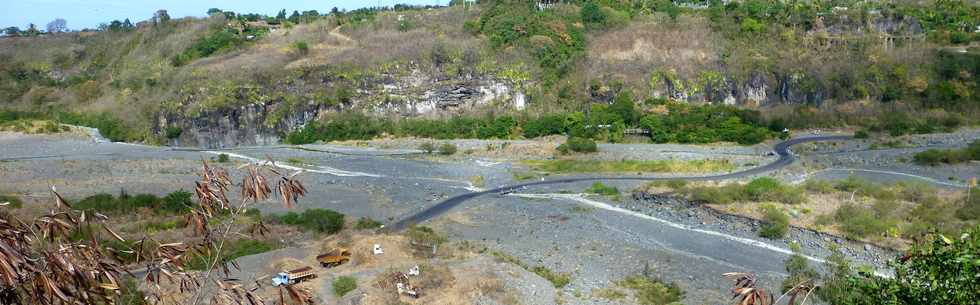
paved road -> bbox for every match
[388,135,853,231]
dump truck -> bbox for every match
[272,266,317,286]
[316,248,351,268]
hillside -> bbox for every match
[0,0,978,147]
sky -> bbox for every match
[2,0,442,30]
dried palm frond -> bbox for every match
[775,280,816,305]
[724,272,772,305]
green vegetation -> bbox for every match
[592,287,627,301]
[216,153,230,163]
[0,194,23,209]
[269,208,345,234]
[557,137,597,154]
[522,159,733,174]
[816,226,980,305]
[913,139,980,165]
[531,266,572,288]
[781,242,820,293]
[759,205,790,239]
[818,178,975,240]
[680,177,803,205]
[407,225,447,246]
[640,101,772,145]
[286,100,776,146]
[332,276,357,297]
[491,250,572,288]
[586,182,619,196]
[73,190,194,215]
[437,142,457,155]
[292,41,309,56]
[353,217,383,230]
[185,238,277,270]
[617,275,684,305]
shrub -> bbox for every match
[581,3,607,28]
[419,142,436,154]
[0,195,23,209]
[332,276,357,297]
[587,182,619,196]
[913,140,980,165]
[164,126,182,139]
[354,217,383,230]
[273,209,345,234]
[531,266,572,288]
[186,239,276,270]
[956,188,980,221]
[618,276,684,305]
[854,130,869,139]
[161,190,193,213]
[834,203,895,238]
[437,143,457,155]
[803,180,834,194]
[216,153,230,163]
[745,177,804,204]
[292,41,309,56]
[407,225,446,246]
[559,137,597,154]
[759,205,789,239]
[686,185,742,204]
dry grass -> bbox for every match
[587,15,721,87]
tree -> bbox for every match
[2,26,20,36]
[25,23,40,36]
[276,9,287,20]
[46,18,67,33]
[207,8,222,15]
[580,2,607,27]
[122,18,133,29]
[153,9,170,24]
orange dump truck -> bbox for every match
[316,248,351,268]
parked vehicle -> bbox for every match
[271,266,316,286]
[316,248,351,268]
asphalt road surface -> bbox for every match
[388,135,852,231]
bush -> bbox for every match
[834,203,895,238]
[558,137,597,154]
[587,182,619,196]
[273,209,345,234]
[0,195,23,209]
[354,217,383,230]
[292,41,309,56]
[164,126,182,139]
[745,177,804,204]
[913,140,980,165]
[854,130,869,139]
[531,266,572,288]
[407,225,446,246]
[332,276,357,297]
[956,188,980,221]
[759,205,789,239]
[437,143,457,155]
[618,276,684,305]
[186,239,276,270]
[161,190,194,213]
[216,153,230,163]
[419,142,436,154]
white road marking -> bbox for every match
[206,151,383,177]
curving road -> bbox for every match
[388,135,852,231]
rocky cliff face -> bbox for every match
[649,70,839,106]
[160,65,525,148]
